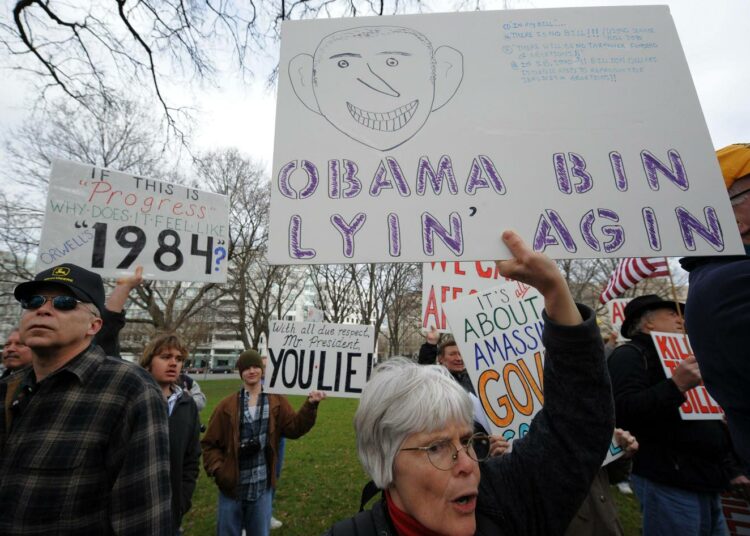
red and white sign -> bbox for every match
[422,261,523,332]
[606,298,631,342]
[651,331,723,420]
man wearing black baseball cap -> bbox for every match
[0,263,172,535]
[608,294,738,536]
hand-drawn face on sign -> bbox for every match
[289,26,463,151]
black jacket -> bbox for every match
[327,305,614,536]
[169,391,201,528]
[607,333,733,492]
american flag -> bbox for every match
[599,257,670,304]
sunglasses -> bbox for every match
[20,294,88,311]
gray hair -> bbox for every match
[626,310,656,338]
[354,357,473,489]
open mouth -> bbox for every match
[451,493,477,513]
[346,100,418,132]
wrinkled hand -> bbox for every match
[495,231,581,326]
[116,265,144,290]
[614,428,639,458]
[425,326,439,345]
[308,391,327,404]
[672,356,702,392]
[488,435,509,457]
[730,475,750,501]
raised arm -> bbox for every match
[478,231,614,534]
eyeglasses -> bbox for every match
[730,189,750,207]
[400,433,491,471]
[19,294,88,311]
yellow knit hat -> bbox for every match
[716,144,750,189]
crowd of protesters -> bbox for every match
[0,144,749,535]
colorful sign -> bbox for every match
[443,281,545,441]
[651,331,724,420]
[269,6,742,264]
[38,160,230,282]
[422,261,517,331]
[266,320,375,398]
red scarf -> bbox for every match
[385,490,443,536]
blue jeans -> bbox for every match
[216,489,273,536]
[631,474,729,536]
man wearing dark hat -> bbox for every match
[0,263,172,535]
[201,349,326,535]
[681,143,750,475]
[608,294,737,536]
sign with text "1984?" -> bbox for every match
[266,320,376,398]
[38,159,230,282]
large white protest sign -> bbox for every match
[651,331,724,420]
[266,320,375,398]
[269,6,742,264]
[38,160,230,282]
[443,281,545,442]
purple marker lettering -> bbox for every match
[609,151,628,191]
[342,159,362,199]
[416,156,458,196]
[642,207,661,251]
[298,160,319,199]
[422,212,464,256]
[553,153,571,194]
[598,208,624,253]
[641,149,689,191]
[675,206,724,251]
[278,161,298,199]
[569,153,593,193]
[289,215,315,259]
[331,213,367,258]
[387,213,401,257]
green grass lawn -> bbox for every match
[181,379,642,535]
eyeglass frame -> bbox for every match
[19,294,96,315]
[730,188,750,207]
[399,432,491,471]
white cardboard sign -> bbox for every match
[442,280,622,463]
[443,281,545,442]
[650,331,724,420]
[266,320,375,398]
[269,6,742,264]
[38,160,230,282]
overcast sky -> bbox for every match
[1,0,747,175]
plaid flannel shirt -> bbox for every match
[239,389,270,501]
[0,344,172,535]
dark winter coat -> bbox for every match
[607,332,733,492]
[169,391,201,529]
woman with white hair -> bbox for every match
[326,231,614,536]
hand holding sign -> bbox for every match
[308,391,327,404]
[613,428,639,459]
[495,230,581,326]
[672,355,702,393]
